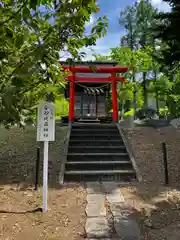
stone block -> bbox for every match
[86,182,103,194]
[87,193,105,203]
[106,192,125,203]
[102,182,120,194]
[114,216,140,240]
[85,217,112,239]
[109,203,123,217]
[86,201,106,217]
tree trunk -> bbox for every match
[142,72,148,108]
[133,89,137,120]
[121,103,124,119]
[153,68,159,114]
[156,92,159,114]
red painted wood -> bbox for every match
[68,73,75,121]
[111,73,118,121]
[67,76,125,82]
[63,66,128,73]
[64,65,128,121]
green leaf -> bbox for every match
[0,50,6,60]
[14,34,24,48]
[6,27,14,38]
[89,66,98,73]
[12,77,24,87]
[30,0,38,10]
[22,7,31,20]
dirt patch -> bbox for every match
[0,183,86,240]
[0,124,68,186]
[121,125,180,239]
[121,183,180,240]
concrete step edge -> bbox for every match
[69,139,123,142]
[67,153,128,156]
[66,161,131,164]
[70,134,120,136]
[65,170,135,174]
[68,146,125,149]
[71,129,118,131]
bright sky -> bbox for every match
[62,0,171,60]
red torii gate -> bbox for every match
[63,65,128,122]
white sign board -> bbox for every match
[36,101,55,212]
[37,101,55,142]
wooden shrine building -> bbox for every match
[61,61,128,122]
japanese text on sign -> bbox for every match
[37,102,55,141]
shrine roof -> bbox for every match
[60,60,117,67]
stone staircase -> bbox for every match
[64,123,136,182]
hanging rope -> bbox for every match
[76,82,110,96]
[76,82,110,90]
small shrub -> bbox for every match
[159,107,169,117]
[123,109,134,118]
[55,98,69,119]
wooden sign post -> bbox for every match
[36,101,55,213]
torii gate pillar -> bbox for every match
[68,72,75,121]
[111,72,118,122]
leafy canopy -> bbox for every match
[0,0,108,127]
[153,0,180,67]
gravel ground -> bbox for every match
[0,124,68,186]
[121,125,180,239]
[122,125,180,187]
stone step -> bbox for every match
[68,145,126,153]
[64,170,136,182]
[69,139,124,146]
[67,154,130,162]
[66,161,132,171]
[68,152,128,156]
[71,130,119,135]
[71,128,118,133]
[71,132,119,136]
[65,170,134,175]
[69,145,125,149]
[65,123,136,182]
[66,160,130,165]
[71,132,120,137]
[78,119,100,123]
[70,134,122,140]
[72,123,116,129]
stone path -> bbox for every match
[85,182,140,240]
